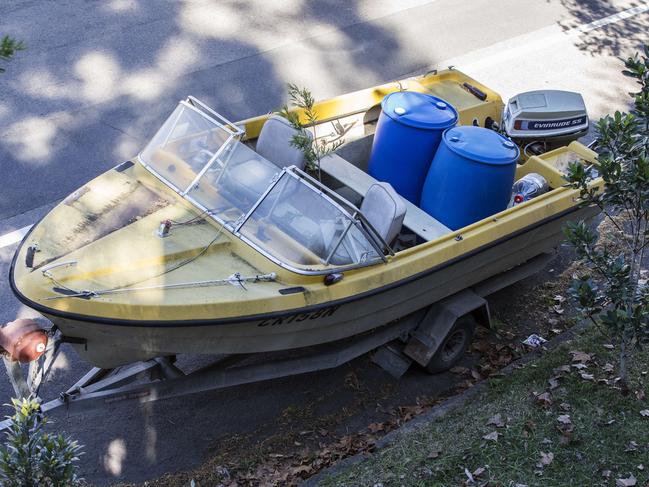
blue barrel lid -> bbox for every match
[381,91,458,130]
[442,126,520,165]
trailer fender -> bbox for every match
[403,289,489,367]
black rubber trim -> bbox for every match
[279,286,307,295]
[114,161,134,172]
[9,206,583,328]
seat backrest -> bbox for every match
[256,114,310,170]
[361,182,406,246]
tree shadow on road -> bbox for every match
[557,0,649,57]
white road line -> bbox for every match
[0,225,33,250]
[572,4,649,35]
[451,3,649,75]
[0,5,647,252]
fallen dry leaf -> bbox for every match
[344,372,362,391]
[557,414,572,425]
[572,363,588,370]
[570,351,592,363]
[636,390,645,401]
[487,413,505,428]
[482,431,500,442]
[535,392,553,408]
[553,305,565,314]
[450,366,470,375]
[554,295,566,303]
[603,363,615,373]
[603,344,615,350]
[291,465,312,477]
[464,467,474,483]
[548,377,560,390]
[472,466,486,477]
[524,420,537,434]
[537,451,554,468]
[559,402,571,411]
[580,372,595,381]
[625,441,639,452]
[428,447,442,459]
[640,409,649,417]
[616,474,637,487]
[602,469,612,478]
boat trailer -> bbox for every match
[0,253,553,430]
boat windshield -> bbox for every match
[237,170,383,270]
[139,99,243,194]
[139,99,386,273]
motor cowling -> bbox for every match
[0,319,48,363]
[502,90,589,152]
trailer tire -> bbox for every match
[424,315,476,374]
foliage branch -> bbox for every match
[564,45,649,391]
[279,84,346,180]
[0,398,83,486]
[0,35,25,73]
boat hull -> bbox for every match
[45,204,597,368]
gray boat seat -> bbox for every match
[256,114,310,170]
[361,182,406,245]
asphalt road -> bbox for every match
[1,0,648,484]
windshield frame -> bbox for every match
[233,166,391,274]
[137,96,244,197]
[137,99,392,275]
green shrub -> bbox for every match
[0,398,83,486]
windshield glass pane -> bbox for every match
[185,141,281,227]
[139,103,235,191]
[239,174,380,268]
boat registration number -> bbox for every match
[257,306,341,327]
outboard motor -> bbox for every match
[502,90,589,155]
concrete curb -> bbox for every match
[303,321,590,486]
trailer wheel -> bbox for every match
[424,315,476,374]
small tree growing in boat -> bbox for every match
[0,35,25,73]
[564,44,649,392]
[279,84,346,180]
[0,398,83,486]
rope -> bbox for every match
[43,272,277,300]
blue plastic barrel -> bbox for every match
[420,126,519,230]
[368,92,458,204]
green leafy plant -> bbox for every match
[0,35,25,73]
[279,84,346,180]
[0,398,83,486]
[564,45,649,391]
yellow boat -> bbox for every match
[9,69,599,370]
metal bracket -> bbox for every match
[372,342,412,379]
[404,289,488,367]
